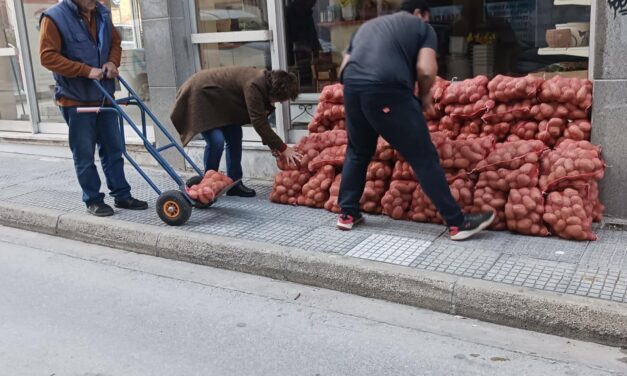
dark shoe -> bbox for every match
[449,211,495,241]
[226,182,256,197]
[87,202,114,217]
[336,212,364,231]
[114,197,148,210]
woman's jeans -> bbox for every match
[201,124,243,181]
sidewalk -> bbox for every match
[0,144,625,346]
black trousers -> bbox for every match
[338,83,465,227]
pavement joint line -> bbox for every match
[0,201,625,347]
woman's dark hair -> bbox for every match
[399,0,430,15]
[268,70,300,102]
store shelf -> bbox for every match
[554,0,591,5]
[318,20,366,28]
[538,46,589,57]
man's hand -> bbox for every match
[281,146,303,166]
[420,94,435,115]
[102,62,118,79]
[88,67,104,80]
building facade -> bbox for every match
[0,0,625,219]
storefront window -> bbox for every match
[284,0,591,129]
[198,41,271,70]
[195,0,269,33]
[24,0,149,124]
[0,0,30,122]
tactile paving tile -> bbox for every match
[346,234,431,266]
[566,267,626,302]
[580,229,627,270]
[295,227,370,255]
[502,235,588,263]
[484,255,577,293]
[241,221,313,246]
[411,244,501,278]
[351,215,446,242]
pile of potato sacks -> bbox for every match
[270,76,604,241]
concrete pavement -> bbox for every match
[1,226,625,376]
[0,145,625,346]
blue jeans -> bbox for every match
[61,106,131,206]
[338,83,465,227]
[201,124,243,181]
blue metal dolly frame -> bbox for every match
[77,75,238,226]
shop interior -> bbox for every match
[284,0,591,94]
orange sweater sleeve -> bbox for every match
[39,16,92,78]
[108,24,122,67]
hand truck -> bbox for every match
[77,75,240,226]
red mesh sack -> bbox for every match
[482,100,533,124]
[374,137,395,161]
[408,184,440,223]
[437,116,461,139]
[186,170,235,205]
[477,140,546,171]
[539,76,593,110]
[539,140,605,192]
[437,135,495,171]
[563,119,591,141]
[331,119,346,130]
[543,188,596,241]
[537,118,566,147]
[319,83,344,104]
[367,161,393,181]
[480,122,511,141]
[381,180,418,220]
[360,179,387,214]
[270,170,311,205]
[308,144,347,172]
[431,76,450,104]
[505,187,549,236]
[392,160,416,181]
[444,96,495,120]
[297,165,335,208]
[509,120,539,141]
[324,174,342,213]
[529,102,568,121]
[457,119,482,140]
[440,76,490,105]
[471,180,507,230]
[488,75,543,102]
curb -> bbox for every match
[0,201,625,347]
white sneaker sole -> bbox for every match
[336,217,364,231]
[450,212,496,241]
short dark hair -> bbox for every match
[399,0,430,14]
[268,70,300,102]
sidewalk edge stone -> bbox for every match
[56,213,159,256]
[454,277,627,348]
[0,202,60,235]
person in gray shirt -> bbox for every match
[335,0,495,240]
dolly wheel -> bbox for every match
[185,175,211,209]
[156,190,192,226]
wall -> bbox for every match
[591,0,627,219]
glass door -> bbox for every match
[191,0,289,143]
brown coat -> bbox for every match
[170,67,285,151]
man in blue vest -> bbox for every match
[40,0,147,217]
[336,0,495,240]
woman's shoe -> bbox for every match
[227,182,256,197]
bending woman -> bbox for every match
[171,67,302,197]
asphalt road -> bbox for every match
[0,225,625,376]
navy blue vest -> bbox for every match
[41,0,115,102]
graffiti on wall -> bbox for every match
[608,0,627,17]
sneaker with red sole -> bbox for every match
[336,213,364,231]
[449,211,495,241]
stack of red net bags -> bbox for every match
[270,75,604,241]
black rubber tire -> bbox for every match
[185,175,212,209]
[156,190,192,226]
